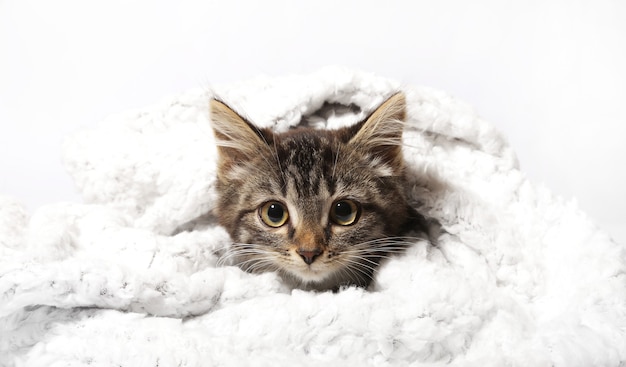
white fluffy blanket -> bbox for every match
[1,67,624,366]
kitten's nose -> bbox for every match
[297,248,322,265]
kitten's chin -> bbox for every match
[282,267,371,291]
[285,267,333,283]
[280,265,340,290]
[282,265,371,291]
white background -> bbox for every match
[1,0,624,243]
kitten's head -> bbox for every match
[210,93,422,291]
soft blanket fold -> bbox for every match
[1,67,624,366]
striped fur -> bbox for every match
[210,93,427,291]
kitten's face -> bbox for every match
[210,93,422,291]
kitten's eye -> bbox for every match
[330,200,360,226]
[260,201,289,227]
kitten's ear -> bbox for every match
[348,92,407,172]
[210,99,271,170]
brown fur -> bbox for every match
[210,93,427,291]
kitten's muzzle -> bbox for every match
[296,248,323,265]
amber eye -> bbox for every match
[260,201,289,227]
[330,199,360,226]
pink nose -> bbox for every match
[297,249,322,265]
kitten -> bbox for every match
[210,93,428,291]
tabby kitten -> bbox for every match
[210,93,427,291]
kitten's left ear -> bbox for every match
[348,92,407,172]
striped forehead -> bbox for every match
[277,132,337,196]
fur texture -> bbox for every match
[211,93,428,290]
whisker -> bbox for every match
[335,250,381,267]
[348,238,419,253]
[245,260,279,274]
[217,233,421,289]
[344,243,411,254]
[217,242,281,267]
[236,255,280,273]
[340,256,380,274]
[342,247,407,257]
[339,259,375,284]
[350,236,423,246]
[335,257,377,280]
[334,258,368,285]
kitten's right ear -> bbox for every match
[210,99,271,170]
